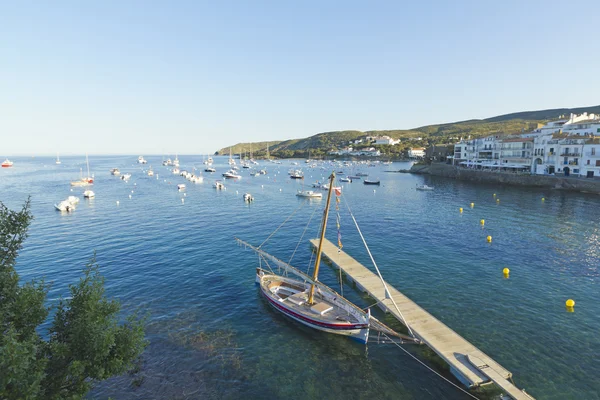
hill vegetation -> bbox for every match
[215,105,600,158]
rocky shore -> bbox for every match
[402,163,600,194]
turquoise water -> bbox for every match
[1,156,598,400]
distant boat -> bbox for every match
[296,190,322,198]
[55,153,61,165]
[138,156,147,164]
[243,193,254,202]
[70,154,94,186]
[339,177,352,183]
[55,196,80,212]
[121,173,131,180]
[416,184,434,191]
[356,172,369,177]
[205,167,216,173]
[223,170,242,179]
[213,180,226,190]
[2,159,13,168]
[363,179,380,185]
[177,184,186,191]
[147,168,154,176]
[110,168,120,176]
[83,190,95,198]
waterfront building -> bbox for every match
[408,147,426,158]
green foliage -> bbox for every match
[0,201,147,400]
[215,105,600,158]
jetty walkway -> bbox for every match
[310,238,534,400]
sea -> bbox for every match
[1,155,598,400]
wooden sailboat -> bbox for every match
[237,173,416,344]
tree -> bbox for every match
[0,200,147,399]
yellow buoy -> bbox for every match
[493,193,496,197]
[486,235,492,243]
[459,207,463,213]
[480,219,485,225]
[503,267,510,276]
[542,197,545,202]
[470,202,474,208]
[496,198,500,203]
[566,299,575,308]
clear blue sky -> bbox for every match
[2,0,598,155]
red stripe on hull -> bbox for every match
[261,287,367,331]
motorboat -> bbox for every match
[147,168,154,176]
[177,184,186,190]
[222,170,242,179]
[1,159,13,168]
[356,172,369,177]
[296,190,322,198]
[363,179,380,185]
[416,184,434,191]
[162,158,172,166]
[339,177,352,183]
[121,173,132,180]
[110,168,121,176]
[205,167,216,173]
[83,190,95,198]
[290,170,304,179]
[243,193,254,202]
[138,156,147,164]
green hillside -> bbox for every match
[216,105,600,158]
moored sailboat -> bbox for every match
[237,173,417,344]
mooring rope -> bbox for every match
[379,332,481,400]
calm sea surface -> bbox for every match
[1,155,598,400]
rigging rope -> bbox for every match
[341,192,417,339]
[379,332,481,400]
[258,200,307,249]
[288,205,319,267]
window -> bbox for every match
[588,160,591,165]
[597,160,600,167]
[592,148,596,156]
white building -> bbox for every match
[408,147,425,158]
[373,136,400,145]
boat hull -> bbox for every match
[257,273,369,343]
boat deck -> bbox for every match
[310,238,534,400]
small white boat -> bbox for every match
[243,193,254,202]
[121,173,131,180]
[296,190,322,198]
[138,156,147,164]
[110,168,120,176]
[205,167,216,173]
[213,181,226,190]
[54,200,74,212]
[162,158,172,166]
[339,177,352,183]
[416,184,434,191]
[177,184,186,190]
[147,168,154,176]
[222,170,242,179]
[83,190,95,198]
[55,153,61,165]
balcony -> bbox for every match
[564,161,579,166]
[560,153,580,157]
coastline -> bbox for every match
[402,162,600,194]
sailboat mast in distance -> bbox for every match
[307,172,336,305]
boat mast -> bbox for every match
[307,172,336,305]
[86,153,90,178]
